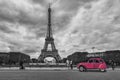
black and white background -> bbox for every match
[0,0,120,58]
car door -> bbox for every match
[86,59,94,69]
[94,59,101,69]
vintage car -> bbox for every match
[77,58,107,72]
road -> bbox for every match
[0,69,120,80]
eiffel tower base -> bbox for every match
[38,49,61,63]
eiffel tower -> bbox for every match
[38,4,61,63]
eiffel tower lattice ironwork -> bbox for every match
[38,4,61,63]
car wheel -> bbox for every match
[100,69,106,72]
[79,66,86,72]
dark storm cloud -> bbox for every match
[0,0,45,25]
[53,15,71,32]
[113,15,120,24]
[18,11,43,25]
[57,0,95,10]
[0,24,15,33]
[23,49,38,53]
[32,0,46,5]
[0,14,16,23]
[51,0,96,33]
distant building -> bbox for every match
[0,52,9,64]
[9,52,30,64]
[0,52,30,65]
[87,52,104,57]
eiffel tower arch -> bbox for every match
[38,4,61,63]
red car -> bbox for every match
[77,58,107,72]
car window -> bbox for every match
[88,59,94,63]
[99,60,103,63]
[94,59,99,63]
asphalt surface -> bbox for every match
[0,69,120,80]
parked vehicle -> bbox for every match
[77,57,107,72]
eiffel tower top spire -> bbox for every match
[46,3,53,38]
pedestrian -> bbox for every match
[19,61,24,70]
[66,59,70,69]
[111,60,115,70]
[70,60,73,70]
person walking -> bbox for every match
[111,60,115,70]
[66,59,70,69]
[70,60,73,70]
[19,61,24,70]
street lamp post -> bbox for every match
[92,47,95,57]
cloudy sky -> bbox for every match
[0,0,120,58]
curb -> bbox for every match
[0,67,120,71]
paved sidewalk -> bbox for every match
[0,67,120,71]
[0,67,72,70]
